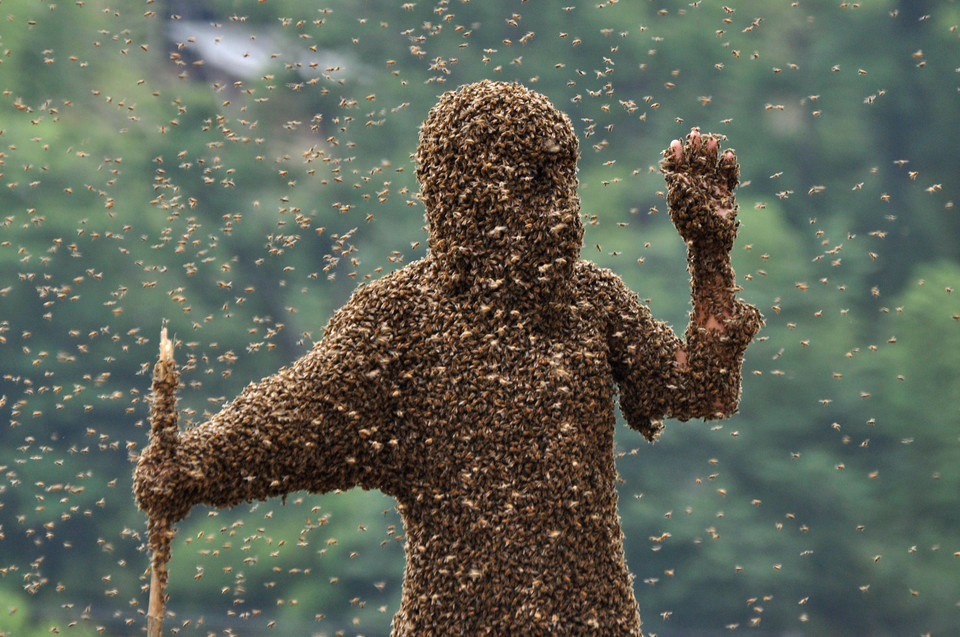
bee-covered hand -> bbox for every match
[133,440,193,524]
[661,128,741,256]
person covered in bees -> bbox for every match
[135,80,762,636]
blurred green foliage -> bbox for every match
[1,0,959,635]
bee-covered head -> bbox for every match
[416,81,583,296]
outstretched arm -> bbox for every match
[609,129,762,441]
[134,285,404,523]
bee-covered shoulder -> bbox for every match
[322,258,433,339]
[573,259,622,286]
[572,259,640,317]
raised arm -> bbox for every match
[607,129,762,441]
[134,283,405,523]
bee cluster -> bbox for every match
[135,81,760,635]
[144,336,180,590]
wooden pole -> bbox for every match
[147,327,179,637]
[147,525,170,637]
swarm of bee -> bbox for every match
[135,80,760,635]
[144,328,179,636]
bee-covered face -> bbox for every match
[416,81,583,294]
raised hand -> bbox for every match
[661,128,740,255]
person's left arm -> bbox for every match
[606,129,762,441]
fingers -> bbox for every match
[663,128,728,173]
[719,149,739,191]
[704,135,719,164]
[670,139,683,164]
[673,128,703,166]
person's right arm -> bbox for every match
[134,285,404,523]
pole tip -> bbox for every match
[159,327,174,363]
